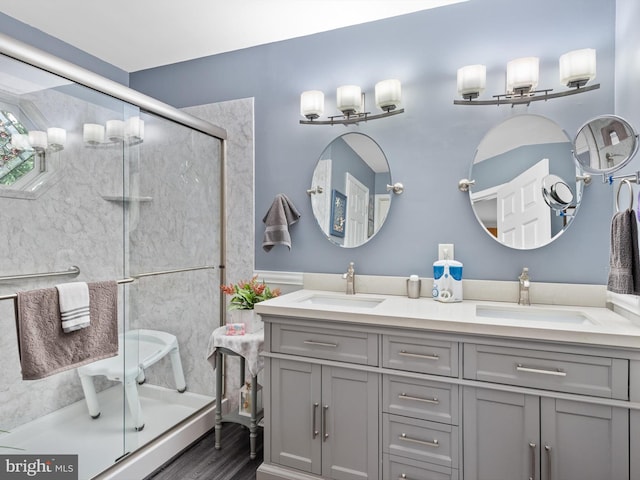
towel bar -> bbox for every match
[0,264,216,302]
[0,265,80,282]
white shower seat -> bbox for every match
[77,329,187,431]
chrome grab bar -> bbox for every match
[0,265,80,282]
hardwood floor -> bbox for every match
[146,424,263,480]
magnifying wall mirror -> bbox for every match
[573,114,639,175]
[308,132,393,247]
[463,114,584,250]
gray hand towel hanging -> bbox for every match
[607,209,640,295]
[262,194,301,252]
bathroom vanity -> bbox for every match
[255,288,640,480]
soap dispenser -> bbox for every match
[432,249,463,303]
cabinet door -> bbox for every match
[322,366,379,480]
[541,398,629,480]
[463,387,539,480]
[270,359,322,475]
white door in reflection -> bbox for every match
[498,158,551,248]
[344,172,369,247]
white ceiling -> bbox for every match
[0,0,468,72]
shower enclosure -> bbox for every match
[0,34,226,479]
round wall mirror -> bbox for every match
[466,114,584,250]
[309,132,392,247]
[573,114,638,175]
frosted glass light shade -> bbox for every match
[83,123,105,145]
[336,85,362,115]
[47,127,66,149]
[559,48,596,87]
[106,120,125,141]
[28,130,48,151]
[300,90,324,120]
[457,65,486,99]
[125,116,144,141]
[506,57,539,94]
[375,79,402,111]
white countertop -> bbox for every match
[255,289,640,350]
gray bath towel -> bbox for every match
[16,281,119,380]
[262,193,301,252]
[607,209,640,295]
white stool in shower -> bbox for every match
[77,329,187,431]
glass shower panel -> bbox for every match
[0,53,132,479]
[123,111,220,453]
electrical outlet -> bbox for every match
[438,243,454,260]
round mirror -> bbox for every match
[467,114,584,250]
[309,132,392,247]
[573,114,638,175]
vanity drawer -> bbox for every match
[383,335,458,377]
[383,375,459,425]
[464,344,629,399]
[384,453,459,480]
[383,413,459,468]
[271,323,378,365]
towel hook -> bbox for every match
[615,178,634,212]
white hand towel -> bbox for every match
[56,282,91,333]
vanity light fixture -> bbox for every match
[11,127,66,153]
[454,49,600,106]
[83,116,144,146]
[300,79,404,125]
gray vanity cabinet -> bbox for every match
[265,322,379,480]
[463,388,629,480]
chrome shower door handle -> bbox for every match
[529,442,536,480]
[312,402,319,439]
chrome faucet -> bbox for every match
[518,267,531,306]
[343,262,355,295]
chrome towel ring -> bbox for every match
[615,178,634,212]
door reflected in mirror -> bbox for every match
[467,114,583,250]
[309,132,392,247]
[573,114,638,175]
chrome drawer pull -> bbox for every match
[398,393,440,405]
[398,350,440,361]
[323,405,329,441]
[516,364,567,377]
[399,433,439,448]
[304,340,338,348]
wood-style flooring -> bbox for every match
[146,424,263,480]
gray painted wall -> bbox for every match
[130,0,618,284]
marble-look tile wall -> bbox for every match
[0,79,254,430]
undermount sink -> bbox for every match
[296,293,385,309]
[476,305,596,325]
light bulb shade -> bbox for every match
[83,123,105,145]
[300,90,324,120]
[106,120,125,141]
[457,65,486,99]
[506,57,539,94]
[375,79,402,111]
[336,85,362,115]
[11,133,31,151]
[559,48,596,87]
[28,130,48,151]
[125,116,144,141]
[47,127,66,149]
